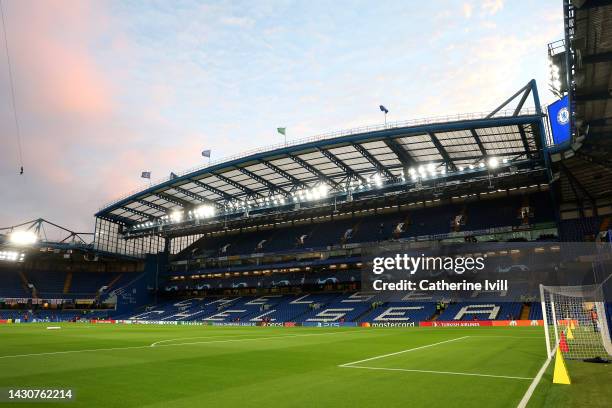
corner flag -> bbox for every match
[277,127,286,136]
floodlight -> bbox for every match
[9,230,37,246]
[488,157,499,169]
[318,184,329,198]
[479,162,485,168]
[373,173,383,187]
[469,164,475,170]
[0,250,24,262]
[170,210,183,222]
[458,166,464,172]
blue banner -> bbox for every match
[547,95,570,145]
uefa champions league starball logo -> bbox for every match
[557,107,569,125]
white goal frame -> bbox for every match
[540,283,612,360]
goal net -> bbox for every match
[540,284,612,360]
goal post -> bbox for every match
[540,283,612,360]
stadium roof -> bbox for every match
[96,81,547,227]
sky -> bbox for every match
[0,0,564,233]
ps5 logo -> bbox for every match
[557,107,569,125]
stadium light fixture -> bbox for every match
[372,173,383,188]
[9,230,37,246]
[0,250,25,262]
[194,205,215,219]
[427,163,436,177]
[488,157,499,169]
[170,210,184,223]
[469,164,475,170]
[318,184,329,198]
[479,162,485,169]
[458,166,464,172]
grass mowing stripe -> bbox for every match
[338,336,469,367]
[340,365,535,380]
[0,330,369,359]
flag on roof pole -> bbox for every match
[379,105,389,126]
[277,127,287,146]
[141,171,151,179]
[202,149,212,166]
[170,172,178,179]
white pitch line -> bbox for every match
[338,336,469,367]
[0,330,366,359]
[340,365,534,381]
[150,334,262,347]
[468,336,544,339]
[151,330,361,347]
[516,355,552,408]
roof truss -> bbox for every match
[318,148,367,184]
[352,143,398,181]
[288,154,340,189]
[237,167,289,196]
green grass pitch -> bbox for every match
[0,324,610,407]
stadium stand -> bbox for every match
[0,77,609,335]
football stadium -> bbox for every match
[1,1,611,407]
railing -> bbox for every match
[100,107,538,211]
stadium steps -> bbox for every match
[430,306,442,321]
[106,274,124,290]
[452,206,467,232]
[63,272,73,294]
[520,195,531,225]
[18,271,36,298]
[520,303,530,320]
[353,305,377,322]
[600,216,610,232]
[288,308,318,322]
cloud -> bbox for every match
[0,0,563,233]
[481,0,504,16]
[463,3,473,19]
[220,16,255,28]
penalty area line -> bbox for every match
[150,330,360,347]
[339,365,534,381]
[338,336,469,367]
